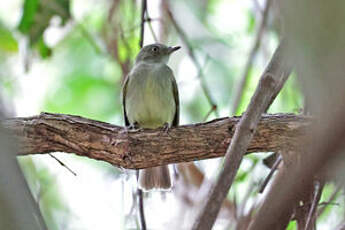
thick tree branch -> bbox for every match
[2,112,309,169]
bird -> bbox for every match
[122,43,180,191]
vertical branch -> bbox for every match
[139,0,147,48]
[231,0,272,115]
[166,7,219,117]
[137,1,147,229]
[191,41,291,230]
[136,170,146,230]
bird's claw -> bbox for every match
[162,122,170,133]
[128,122,143,132]
[160,122,173,138]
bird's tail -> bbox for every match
[138,166,171,191]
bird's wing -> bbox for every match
[122,75,130,127]
[170,69,180,127]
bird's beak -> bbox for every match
[167,46,181,54]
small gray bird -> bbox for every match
[122,43,180,191]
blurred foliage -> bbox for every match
[287,221,297,230]
[0,22,18,54]
[44,30,121,121]
[18,0,71,58]
[102,0,140,79]
[0,0,341,229]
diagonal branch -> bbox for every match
[2,112,308,169]
[191,40,292,230]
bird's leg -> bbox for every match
[160,122,174,138]
[161,122,170,133]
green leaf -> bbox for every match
[18,0,40,34]
[36,37,52,58]
[287,221,297,230]
[0,23,18,53]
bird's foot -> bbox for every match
[161,122,170,133]
[160,122,173,138]
[129,122,141,131]
[122,122,143,133]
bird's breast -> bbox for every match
[125,70,176,129]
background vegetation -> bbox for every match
[0,0,342,229]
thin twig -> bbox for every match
[203,105,217,122]
[238,162,258,216]
[259,155,282,193]
[317,185,342,217]
[117,18,161,37]
[139,0,147,48]
[200,56,215,121]
[166,7,219,117]
[318,201,339,207]
[49,153,77,176]
[231,0,272,115]
[191,41,291,230]
[137,188,146,230]
[76,20,104,55]
[158,0,170,43]
[136,170,146,230]
[137,1,148,229]
[144,12,158,43]
[304,181,321,230]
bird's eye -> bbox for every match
[151,46,159,53]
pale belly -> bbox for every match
[125,74,176,129]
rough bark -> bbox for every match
[192,40,292,230]
[1,112,310,169]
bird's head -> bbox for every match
[135,43,180,64]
